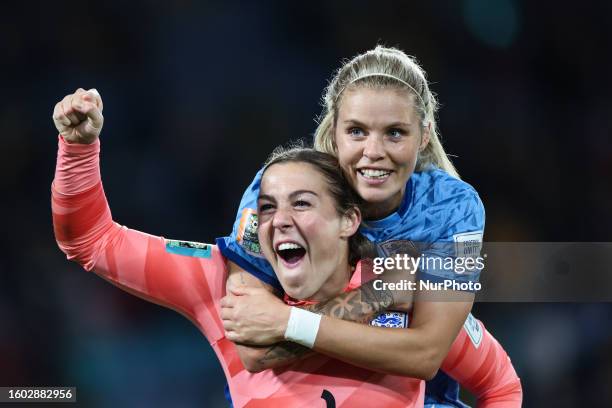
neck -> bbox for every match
[363,199,399,220]
[308,262,352,303]
[363,185,406,219]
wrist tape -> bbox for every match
[284,307,322,348]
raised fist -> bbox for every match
[52,88,104,144]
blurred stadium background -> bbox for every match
[1,0,611,406]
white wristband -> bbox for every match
[284,307,322,348]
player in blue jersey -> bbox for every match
[218,46,521,407]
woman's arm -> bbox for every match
[316,306,522,404]
[223,257,463,378]
[442,316,523,407]
[312,303,521,403]
[224,262,309,372]
[223,262,405,372]
[51,89,226,336]
[223,279,471,379]
[223,256,471,379]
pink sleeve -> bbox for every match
[51,136,227,339]
[441,318,523,407]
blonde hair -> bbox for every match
[313,46,460,179]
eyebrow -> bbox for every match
[343,119,367,127]
[387,121,412,128]
[343,119,412,128]
[258,190,319,202]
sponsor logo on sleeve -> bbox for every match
[165,240,211,258]
[463,313,483,348]
[453,231,483,257]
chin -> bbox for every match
[284,285,313,301]
[360,184,402,204]
[279,274,307,298]
[358,189,392,204]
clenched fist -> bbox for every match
[52,88,104,144]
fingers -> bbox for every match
[73,100,103,130]
[220,296,235,308]
[221,316,234,330]
[220,306,233,320]
[59,89,88,125]
[225,330,240,343]
[52,101,71,129]
[223,325,246,344]
[52,88,104,143]
[221,314,240,341]
[61,93,82,125]
[83,88,103,112]
[53,88,103,126]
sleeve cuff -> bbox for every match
[58,134,100,154]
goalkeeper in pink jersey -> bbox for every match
[52,88,425,407]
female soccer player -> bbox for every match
[51,90,425,406]
[218,46,522,407]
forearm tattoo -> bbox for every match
[255,342,312,369]
[307,280,394,324]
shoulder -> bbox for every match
[412,167,483,214]
[410,168,485,238]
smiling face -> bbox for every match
[257,161,358,301]
[335,87,430,219]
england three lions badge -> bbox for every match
[370,311,409,328]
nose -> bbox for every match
[272,207,293,230]
[363,134,385,161]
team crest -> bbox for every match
[370,311,409,328]
[237,208,263,257]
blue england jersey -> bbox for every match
[216,166,485,408]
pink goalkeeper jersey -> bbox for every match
[52,137,425,407]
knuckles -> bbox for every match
[53,90,104,137]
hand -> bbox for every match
[220,286,290,346]
[52,88,104,144]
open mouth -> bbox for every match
[276,242,306,265]
[358,168,392,179]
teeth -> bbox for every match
[277,242,303,251]
[360,169,391,178]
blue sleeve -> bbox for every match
[418,190,485,286]
[215,168,282,290]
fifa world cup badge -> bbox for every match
[237,208,262,256]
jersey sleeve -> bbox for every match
[441,314,523,407]
[418,187,485,286]
[51,137,227,341]
[215,169,281,290]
